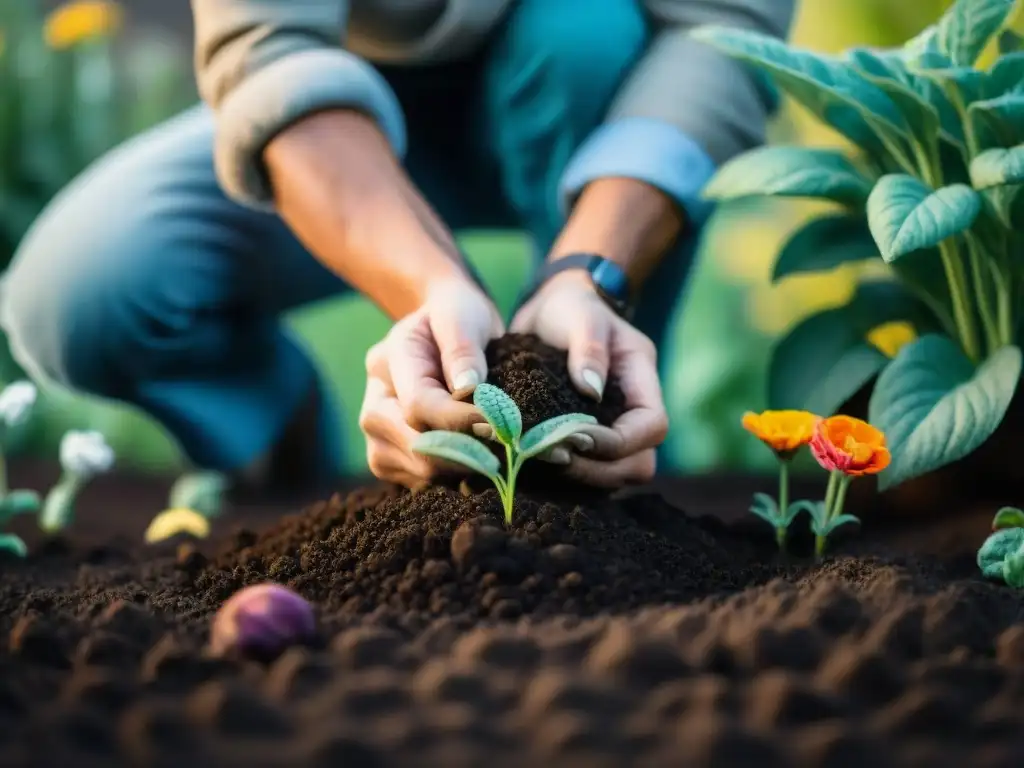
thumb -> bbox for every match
[567,310,611,402]
[429,298,497,399]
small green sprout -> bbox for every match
[978,507,1024,588]
[790,499,861,557]
[749,493,810,550]
[411,383,597,524]
[0,380,42,558]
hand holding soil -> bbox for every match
[511,271,668,487]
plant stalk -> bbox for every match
[776,460,790,551]
[965,235,1001,355]
[938,239,982,362]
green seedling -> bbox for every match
[0,380,42,558]
[39,430,114,533]
[412,383,597,524]
[992,506,1024,530]
[749,492,812,551]
[978,524,1024,588]
[696,0,1024,493]
[790,500,861,558]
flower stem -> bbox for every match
[830,475,852,521]
[938,239,981,363]
[776,460,790,551]
[501,444,521,525]
[823,471,839,516]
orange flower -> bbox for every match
[810,415,890,476]
[742,410,818,457]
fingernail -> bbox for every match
[541,446,571,465]
[472,423,496,440]
[581,369,604,402]
[567,433,595,452]
[452,370,480,398]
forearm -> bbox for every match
[549,178,686,290]
[265,110,471,319]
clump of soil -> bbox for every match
[0,334,1023,767]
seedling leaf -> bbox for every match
[867,175,982,261]
[0,533,27,558]
[473,383,522,445]
[978,527,1024,579]
[411,431,501,478]
[870,335,1022,491]
[0,489,41,518]
[749,492,780,526]
[822,514,862,535]
[992,506,1024,529]
[790,500,828,531]
[703,146,873,205]
[520,413,598,459]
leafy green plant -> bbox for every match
[411,383,596,524]
[694,0,1024,492]
[979,506,1024,586]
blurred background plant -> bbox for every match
[1,0,1014,477]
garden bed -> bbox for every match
[0,337,1021,768]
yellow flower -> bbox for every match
[144,507,210,544]
[742,409,819,457]
[867,321,917,358]
[44,1,122,50]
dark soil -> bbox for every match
[1,334,1023,767]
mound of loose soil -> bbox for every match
[0,335,1023,767]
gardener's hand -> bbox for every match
[511,271,668,488]
[359,278,504,487]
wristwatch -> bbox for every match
[514,253,635,319]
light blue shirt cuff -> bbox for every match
[558,117,717,231]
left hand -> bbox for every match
[510,270,668,488]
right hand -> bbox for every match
[358,277,505,487]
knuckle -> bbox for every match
[364,342,387,374]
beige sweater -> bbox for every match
[190,0,795,207]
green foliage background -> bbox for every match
[0,0,995,477]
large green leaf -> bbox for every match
[690,26,907,164]
[867,174,982,261]
[869,334,1022,490]
[703,147,873,204]
[986,51,1024,98]
[768,281,926,415]
[772,214,879,282]
[968,93,1024,150]
[935,0,1016,66]
[846,47,965,149]
[998,29,1024,55]
[970,144,1024,187]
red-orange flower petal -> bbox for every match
[809,415,890,476]
[741,410,819,456]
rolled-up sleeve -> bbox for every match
[560,0,795,231]
[192,0,407,208]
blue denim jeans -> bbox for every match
[0,0,702,477]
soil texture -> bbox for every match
[0,335,1022,768]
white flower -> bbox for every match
[59,430,115,477]
[0,381,37,428]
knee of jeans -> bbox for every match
[495,0,648,123]
[1,232,219,397]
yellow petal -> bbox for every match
[145,507,210,544]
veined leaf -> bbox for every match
[847,47,965,149]
[519,413,597,459]
[869,335,1022,490]
[968,93,1024,150]
[703,147,873,205]
[411,431,501,478]
[970,144,1024,187]
[473,383,522,445]
[901,25,944,65]
[690,26,908,164]
[935,0,1016,67]
[986,51,1024,98]
[768,281,927,415]
[772,214,880,282]
[867,175,982,261]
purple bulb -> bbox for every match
[210,583,316,661]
